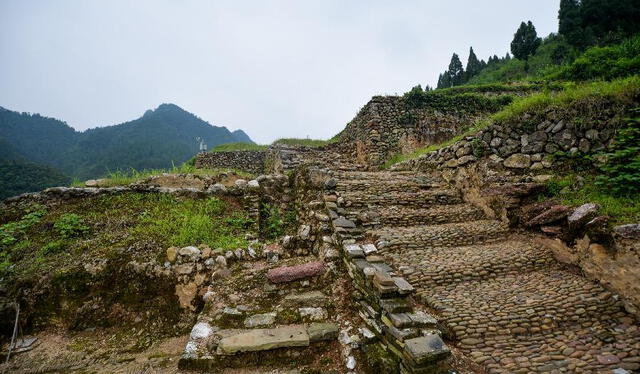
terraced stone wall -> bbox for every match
[392,101,627,172]
[195,150,266,174]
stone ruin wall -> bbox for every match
[195,150,266,174]
[335,96,487,168]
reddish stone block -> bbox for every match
[267,261,325,283]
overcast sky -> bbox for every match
[0,1,560,144]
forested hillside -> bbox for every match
[0,103,254,181]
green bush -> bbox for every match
[54,213,90,239]
[555,35,640,81]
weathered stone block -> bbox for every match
[266,261,325,283]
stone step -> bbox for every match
[179,323,339,370]
[335,174,446,193]
[370,220,509,251]
[455,319,640,374]
[418,268,626,342]
[340,189,462,209]
[347,204,486,227]
[386,237,555,286]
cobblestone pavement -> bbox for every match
[334,170,640,374]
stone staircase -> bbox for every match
[178,257,342,372]
[332,170,640,374]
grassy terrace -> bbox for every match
[385,76,640,168]
[71,163,254,187]
[0,193,252,274]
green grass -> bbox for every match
[271,138,334,147]
[210,142,268,152]
[129,195,251,249]
[71,163,254,187]
[545,174,640,225]
[491,76,640,124]
[0,192,253,277]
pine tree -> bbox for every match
[448,53,465,86]
[505,53,511,61]
[511,21,542,61]
[465,47,482,81]
[437,71,452,89]
[558,0,581,37]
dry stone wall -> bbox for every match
[336,96,489,168]
[195,150,266,174]
[392,106,623,172]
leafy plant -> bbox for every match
[260,202,284,239]
[54,213,90,239]
[594,113,640,195]
[470,138,485,158]
[40,240,67,255]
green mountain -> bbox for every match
[0,103,254,180]
[0,159,72,200]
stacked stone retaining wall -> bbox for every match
[195,150,266,174]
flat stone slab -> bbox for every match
[283,291,328,307]
[404,334,451,366]
[218,325,310,354]
[267,261,325,283]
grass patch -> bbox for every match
[271,138,333,147]
[492,76,640,124]
[544,174,639,225]
[0,192,253,278]
[210,142,268,152]
[72,163,254,187]
[127,195,251,249]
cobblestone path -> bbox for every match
[334,170,640,374]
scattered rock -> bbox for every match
[298,307,327,321]
[179,246,201,258]
[613,223,640,239]
[525,205,570,227]
[307,322,339,342]
[190,322,214,340]
[166,247,178,263]
[244,312,276,328]
[175,282,198,310]
[568,203,599,228]
[346,356,356,370]
[333,217,356,228]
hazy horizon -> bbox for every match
[1,1,560,144]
